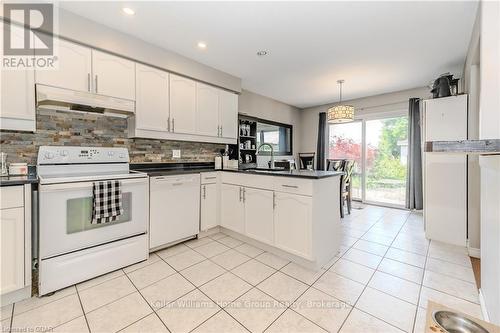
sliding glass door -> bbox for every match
[328,121,362,199]
[329,114,408,207]
[365,117,408,206]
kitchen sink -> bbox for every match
[250,168,289,172]
[433,311,489,333]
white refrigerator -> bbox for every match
[423,94,468,246]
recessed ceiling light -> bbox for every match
[257,50,268,56]
[122,7,135,16]
[197,42,207,49]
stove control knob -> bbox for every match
[108,151,115,157]
[45,152,54,159]
[119,153,125,158]
[60,150,68,157]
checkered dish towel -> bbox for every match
[91,180,124,224]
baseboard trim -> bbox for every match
[468,246,481,258]
[478,289,490,321]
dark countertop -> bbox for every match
[0,173,38,186]
[131,162,343,179]
[226,168,343,179]
[131,162,216,177]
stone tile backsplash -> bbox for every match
[0,109,225,165]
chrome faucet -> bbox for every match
[257,143,274,169]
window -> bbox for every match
[256,120,292,155]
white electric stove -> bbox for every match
[37,146,149,295]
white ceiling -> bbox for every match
[57,1,478,108]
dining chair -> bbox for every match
[340,160,355,218]
[298,153,316,170]
[326,159,345,171]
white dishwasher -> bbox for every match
[149,174,201,250]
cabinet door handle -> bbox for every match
[203,185,206,199]
[87,73,91,92]
[172,118,175,132]
[220,126,223,137]
[172,182,183,186]
[239,187,242,202]
[167,116,171,132]
[282,184,299,189]
[95,75,98,93]
[273,192,276,209]
[242,188,246,203]
[204,176,217,180]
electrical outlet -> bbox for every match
[172,149,181,159]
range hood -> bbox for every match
[36,84,135,118]
[425,139,500,155]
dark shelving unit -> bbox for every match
[238,116,258,169]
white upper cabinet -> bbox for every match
[169,74,197,135]
[244,188,274,245]
[135,64,169,132]
[1,23,35,131]
[35,38,92,93]
[219,90,239,139]
[196,83,219,137]
[92,50,135,100]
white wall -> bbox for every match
[299,87,431,154]
[238,90,301,166]
[462,8,482,252]
[52,8,241,92]
[478,0,500,324]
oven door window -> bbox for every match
[66,193,132,234]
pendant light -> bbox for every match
[328,80,355,123]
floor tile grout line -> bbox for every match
[425,254,476,269]
[75,284,92,333]
[77,269,126,292]
[8,303,14,333]
[121,268,173,333]
[165,253,256,333]
[335,212,398,332]
[10,287,79,317]
[336,210,413,333]
[412,233,431,333]
[153,244,260,333]
[122,253,162,274]
[415,284,481,306]
[10,290,83,322]
[423,266,478,285]
[15,292,91,333]
[261,253,351,332]
[262,211,391,333]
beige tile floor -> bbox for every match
[1,205,482,333]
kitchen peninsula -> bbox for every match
[133,163,344,269]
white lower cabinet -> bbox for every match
[0,207,25,294]
[244,188,274,244]
[149,175,200,250]
[0,185,31,305]
[220,184,245,233]
[200,183,218,231]
[274,192,312,259]
[219,181,313,259]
